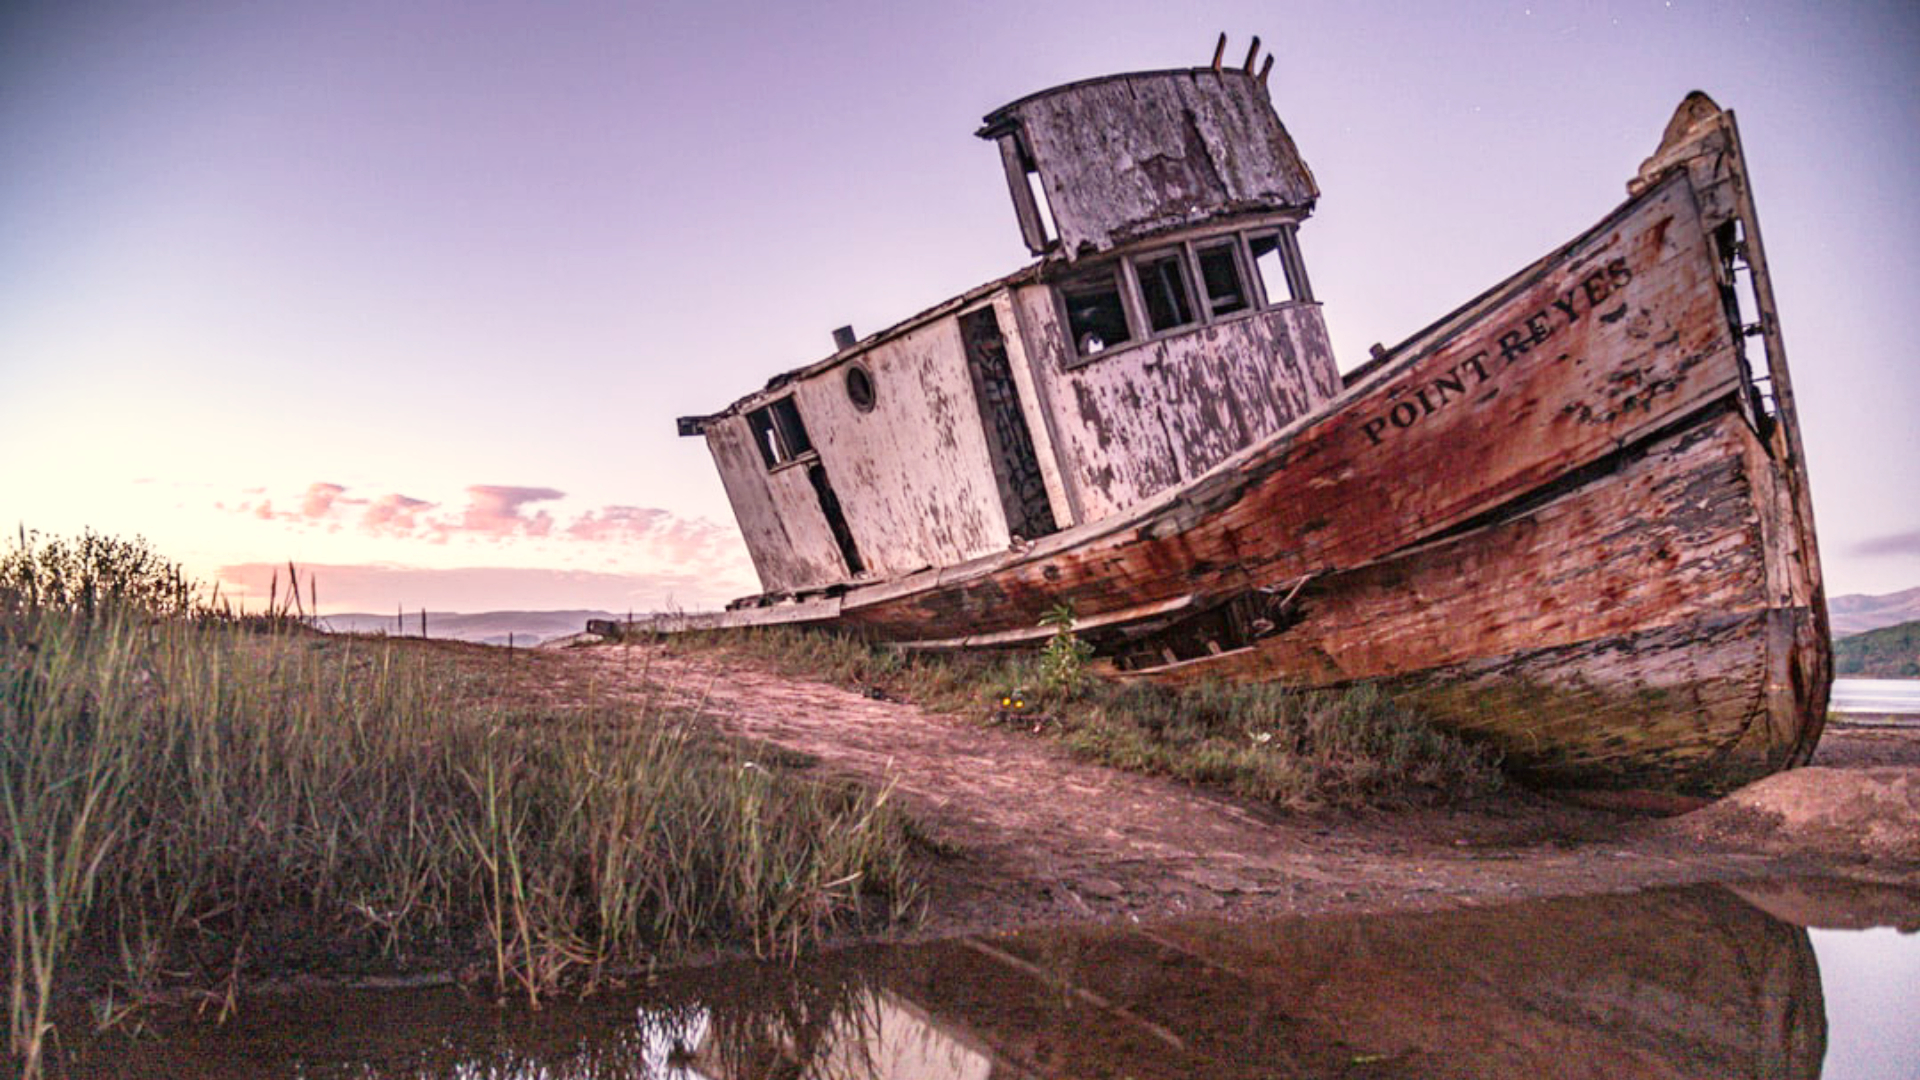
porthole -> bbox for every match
[844,364,876,412]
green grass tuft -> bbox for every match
[671,627,1505,813]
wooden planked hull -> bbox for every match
[622,96,1828,795]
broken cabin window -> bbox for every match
[746,396,814,469]
[1195,241,1250,318]
[1026,171,1059,245]
[1248,225,1314,306]
[1059,266,1133,357]
[1134,250,1197,333]
[1249,232,1295,305]
[997,133,1057,255]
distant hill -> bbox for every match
[318,610,618,646]
[1829,586,1920,637]
[1834,619,1920,678]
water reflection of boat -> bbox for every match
[623,45,1829,795]
[53,885,1836,1078]
[647,884,1824,1080]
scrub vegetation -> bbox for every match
[1,532,920,1080]
[663,624,1505,812]
[1834,619,1920,678]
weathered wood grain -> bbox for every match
[979,69,1318,258]
[1009,293,1340,520]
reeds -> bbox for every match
[1,608,920,1077]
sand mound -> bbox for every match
[1681,767,1920,863]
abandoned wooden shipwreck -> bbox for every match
[630,47,1830,794]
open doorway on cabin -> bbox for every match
[960,307,1059,541]
[807,462,864,576]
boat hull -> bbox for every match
[620,98,1828,795]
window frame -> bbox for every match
[1130,246,1200,335]
[745,396,817,471]
[1191,236,1254,319]
[1053,218,1312,370]
[1056,262,1136,359]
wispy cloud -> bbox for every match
[301,482,352,519]
[1854,529,1920,558]
[214,561,751,614]
[221,481,755,594]
[227,482,711,548]
[362,492,436,535]
[565,505,668,542]
[461,485,562,538]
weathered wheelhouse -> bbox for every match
[679,63,1338,595]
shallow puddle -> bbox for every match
[45,878,1920,1079]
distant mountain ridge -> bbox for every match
[1833,619,1919,678]
[1829,586,1920,637]
[319,610,618,646]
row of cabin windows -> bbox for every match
[1058,225,1313,360]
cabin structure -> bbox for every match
[678,60,1337,599]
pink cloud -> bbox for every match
[222,483,745,572]
[565,505,669,542]
[361,493,437,536]
[460,485,563,539]
[301,482,348,519]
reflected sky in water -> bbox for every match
[46,879,1920,1080]
[1810,928,1920,1079]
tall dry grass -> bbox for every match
[1,534,920,1079]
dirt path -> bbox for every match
[563,643,1918,932]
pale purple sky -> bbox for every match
[3,1,1916,612]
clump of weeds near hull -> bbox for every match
[667,626,1505,812]
[0,532,921,1080]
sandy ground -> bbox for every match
[562,643,1920,934]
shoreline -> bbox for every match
[31,637,1920,1024]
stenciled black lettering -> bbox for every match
[1359,257,1631,452]
[1525,311,1554,346]
[1498,329,1529,364]
[1582,270,1610,307]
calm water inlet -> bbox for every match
[1831,678,1920,717]
[47,878,1920,1079]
